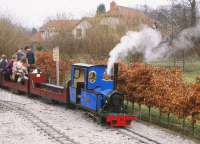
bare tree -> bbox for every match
[182,0,197,26]
[0,17,31,56]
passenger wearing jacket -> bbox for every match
[25,46,35,65]
[4,55,16,80]
[0,54,8,71]
[16,48,26,61]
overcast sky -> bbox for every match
[0,0,170,28]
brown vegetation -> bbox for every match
[36,51,77,83]
[42,25,126,59]
[0,17,30,56]
[118,63,200,121]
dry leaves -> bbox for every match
[118,63,200,120]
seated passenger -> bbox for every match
[4,56,16,80]
[21,58,28,78]
[12,58,28,83]
[0,54,8,72]
[12,59,20,81]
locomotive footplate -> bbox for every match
[104,114,137,127]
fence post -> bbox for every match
[167,113,170,127]
[139,104,141,120]
[148,106,151,121]
[192,119,195,136]
[182,117,186,133]
[182,50,185,71]
[132,101,134,113]
[126,95,129,107]
[159,109,162,123]
[191,114,196,136]
[173,54,176,67]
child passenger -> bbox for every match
[12,58,28,83]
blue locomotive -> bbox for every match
[68,63,136,126]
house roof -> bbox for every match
[107,1,153,28]
[40,20,79,32]
[109,4,145,18]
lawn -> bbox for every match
[148,61,200,84]
[183,62,200,84]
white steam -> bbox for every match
[107,23,200,75]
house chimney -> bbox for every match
[110,1,117,12]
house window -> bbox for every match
[76,28,82,38]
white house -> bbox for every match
[72,20,92,39]
[40,20,78,40]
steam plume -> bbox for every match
[107,23,200,75]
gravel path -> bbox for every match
[0,88,198,144]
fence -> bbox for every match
[124,100,200,139]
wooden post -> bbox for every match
[126,96,129,108]
[192,119,195,136]
[148,106,151,122]
[167,113,170,127]
[182,50,185,71]
[139,104,141,120]
[182,117,186,133]
[132,101,134,113]
[53,47,60,85]
[192,114,196,136]
[56,60,60,85]
[173,54,176,67]
[159,110,162,123]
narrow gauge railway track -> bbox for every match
[0,100,79,144]
[119,128,162,144]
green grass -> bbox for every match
[183,62,200,84]
[183,72,199,84]
[149,61,200,84]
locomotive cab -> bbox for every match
[68,63,136,127]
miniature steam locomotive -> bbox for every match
[0,63,136,127]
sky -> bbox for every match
[0,0,170,28]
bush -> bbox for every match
[118,63,200,121]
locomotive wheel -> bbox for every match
[11,89,20,94]
[51,100,59,105]
[67,103,76,109]
[97,116,107,126]
[97,117,103,124]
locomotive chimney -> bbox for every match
[113,63,118,90]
